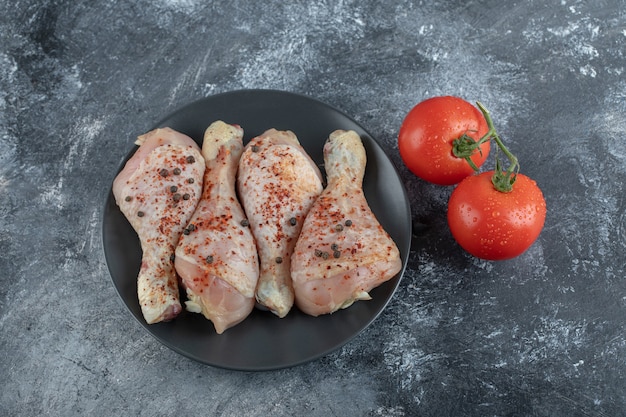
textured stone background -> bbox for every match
[1,0,625,416]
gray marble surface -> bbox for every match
[1,1,625,416]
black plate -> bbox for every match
[102,89,412,371]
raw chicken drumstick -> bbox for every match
[237,129,323,318]
[175,121,259,334]
[112,127,205,324]
[291,130,402,316]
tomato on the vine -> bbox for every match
[447,171,546,260]
[398,96,491,185]
[399,95,547,260]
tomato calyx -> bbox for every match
[451,132,485,171]
[452,102,520,193]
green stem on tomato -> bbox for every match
[475,102,519,193]
[451,102,520,193]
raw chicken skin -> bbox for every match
[112,127,205,324]
[291,130,402,316]
[175,121,259,334]
[237,129,323,318]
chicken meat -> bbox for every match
[237,129,323,318]
[175,121,259,334]
[112,127,205,324]
[291,130,402,316]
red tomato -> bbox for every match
[447,172,546,260]
[398,96,491,185]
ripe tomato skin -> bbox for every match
[398,96,490,185]
[447,172,547,260]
